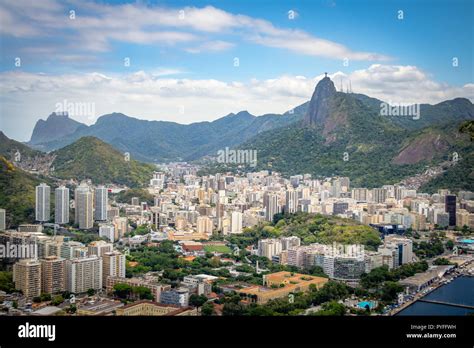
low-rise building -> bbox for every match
[237,271,327,304]
[160,287,190,307]
[76,298,124,316]
[116,300,197,316]
[106,276,170,302]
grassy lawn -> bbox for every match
[204,245,232,254]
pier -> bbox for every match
[417,299,474,310]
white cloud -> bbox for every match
[185,40,235,54]
[0,65,471,141]
[347,64,474,104]
[0,1,388,61]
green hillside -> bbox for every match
[0,131,43,161]
[229,212,382,250]
[0,156,43,228]
[419,121,474,193]
[52,136,155,187]
[235,92,423,187]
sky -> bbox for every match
[0,0,473,141]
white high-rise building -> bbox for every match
[230,211,243,234]
[352,188,369,202]
[94,186,108,221]
[281,236,301,250]
[258,238,282,259]
[99,224,116,242]
[265,193,280,222]
[75,183,94,229]
[35,183,50,222]
[196,216,213,235]
[66,256,103,293]
[113,216,128,240]
[150,172,165,189]
[383,235,413,267]
[372,188,387,203]
[55,186,69,224]
[286,189,298,214]
[87,240,113,257]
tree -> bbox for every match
[51,295,64,306]
[222,302,247,316]
[433,258,452,265]
[189,294,208,309]
[365,304,371,314]
[445,240,455,250]
[307,266,327,277]
[67,304,77,314]
[201,302,215,316]
[40,293,51,302]
[380,281,403,302]
[313,301,346,316]
[209,256,221,268]
[133,286,153,300]
[113,283,133,299]
[62,291,71,300]
[0,271,15,293]
[87,288,95,296]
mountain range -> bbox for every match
[27,107,306,163]
[2,75,474,193]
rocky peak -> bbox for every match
[303,74,337,127]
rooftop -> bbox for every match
[32,306,63,316]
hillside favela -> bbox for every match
[0,0,473,329]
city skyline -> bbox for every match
[0,1,473,343]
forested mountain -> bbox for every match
[51,136,156,187]
[229,77,473,190]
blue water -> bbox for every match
[358,301,376,309]
[397,276,474,316]
[459,239,474,244]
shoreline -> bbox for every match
[392,268,474,316]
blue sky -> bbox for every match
[0,0,473,140]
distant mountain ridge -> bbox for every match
[27,85,473,164]
[28,108,305,162]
